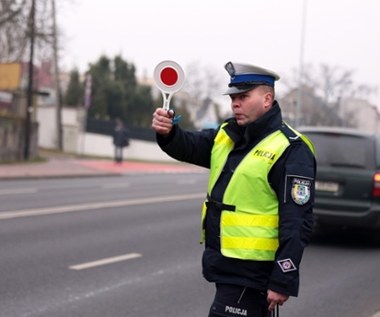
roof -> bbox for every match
[298,126,376,138]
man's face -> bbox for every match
[229,87,272,126]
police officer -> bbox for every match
[151,61,316,317]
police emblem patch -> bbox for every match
[291,178,311,205]
[277,258,297,273]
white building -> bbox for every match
[340,98,380,134]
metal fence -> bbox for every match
[86,118,156,142]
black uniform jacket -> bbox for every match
[156,102,316,297]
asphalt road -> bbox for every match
[1,174,379,317]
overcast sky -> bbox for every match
[58,0,380,108]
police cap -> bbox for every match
[223,61,280,95]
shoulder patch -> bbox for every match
[291,178,311,205]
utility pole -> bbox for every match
[24,0,36,160]
[295,0,308,127]
[52,0,63,150]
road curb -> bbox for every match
[0,173,122,181]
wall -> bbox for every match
[37,106,57,148]
[0,115,38,161]
[37,105,176,162]
[78,132,175,162]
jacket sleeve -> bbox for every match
[267,141,316,296]
[156,125,218,169]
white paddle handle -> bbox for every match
[161,91,173,111]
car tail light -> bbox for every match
[373,172,380,197]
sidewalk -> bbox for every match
[0,152,206,180]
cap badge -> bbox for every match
[225,62,236,77]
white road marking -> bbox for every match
[176,179,197,185]
[0,188,37,195]
[0,193,205,220]
[69,253,142,270]
[21,261,198,317]
[102,183,131,189]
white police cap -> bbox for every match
[224,61,280,95]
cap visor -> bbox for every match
[223,86,254,95]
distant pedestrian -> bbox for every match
[112,119,129,163]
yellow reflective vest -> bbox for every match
[201,122,315,261]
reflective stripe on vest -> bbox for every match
[201,124,292,261]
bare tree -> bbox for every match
[313,64,354,106]
[179,61,226,127]
[0,0,28,61]
[183,60,224,107]
[0,0,56,63]
[0,0,26,26]
[280,63,376,127]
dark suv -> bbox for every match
[299,127,380,231]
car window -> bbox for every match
[305,132,376,169]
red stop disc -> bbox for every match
[160,67,178,86]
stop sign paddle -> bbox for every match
[154,60,185,110]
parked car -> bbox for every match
[299,127,380,234]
